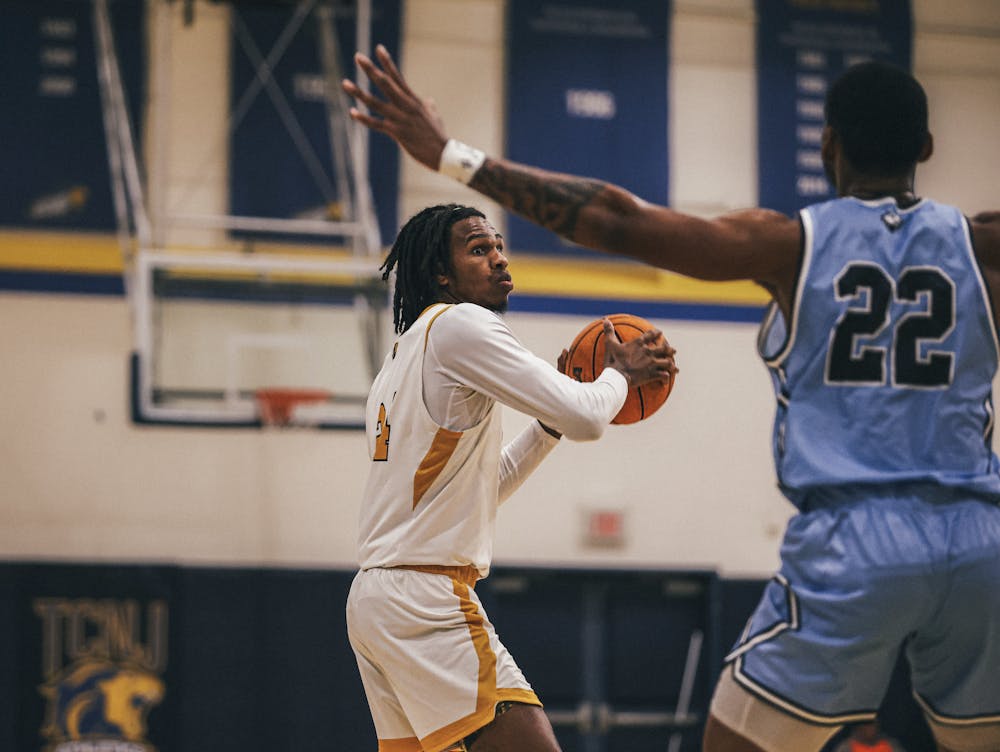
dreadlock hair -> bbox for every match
[381,203,486,333]
[825,61,929,176]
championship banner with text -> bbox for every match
[229,0,401,246]
[505,0,670,257]
[756,0,912,216]
[0,0,145,231]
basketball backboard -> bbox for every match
[131,249,388,428]
[89,0,393,429]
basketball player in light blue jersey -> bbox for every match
[345,52,1000,752]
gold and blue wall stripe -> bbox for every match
[0,231,768,322]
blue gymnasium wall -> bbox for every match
[755,0,913,216]
[0,563,933,752]
[0,562,720,752]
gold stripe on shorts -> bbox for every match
[392,564,480,587]
[377,737,422,752]
[420,577,497,751]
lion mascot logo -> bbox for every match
[40,658,164,751]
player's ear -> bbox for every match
[435,260,451,288]
[820,125,837,164]
[918,133,934,163]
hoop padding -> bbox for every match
[255,388,332,427]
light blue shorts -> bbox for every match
[726,488,1000,726]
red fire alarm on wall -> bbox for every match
[583,508,626,548]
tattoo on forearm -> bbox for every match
[471,162,604,239]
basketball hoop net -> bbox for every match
[255,388,332,428]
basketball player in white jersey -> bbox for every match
[346,203,677,752]
[344,50,1000,752]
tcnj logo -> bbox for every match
[34,597,168,752]
[565,89,616,119]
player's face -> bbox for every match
[439,217,513,312]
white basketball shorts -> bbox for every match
[346,565,541,752]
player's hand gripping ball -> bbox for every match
[563,314,674,425]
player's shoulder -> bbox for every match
[971,210,1000,235]
[743,206,799,223]
[717,206,801,242]
[970,211,1000,270]
[436,301,504,324]
[719,206,798,226]
[425,304,518,369]
[429,303,509,342]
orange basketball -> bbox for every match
[563,313,674,425]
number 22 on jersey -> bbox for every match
[373,403,390,461]
[825,262,955,388]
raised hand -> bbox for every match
[601,318,677,387]
[341,45,449,171]
[556,348,569,374]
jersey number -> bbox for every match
[826,263,954,388]
[373,402,390,461]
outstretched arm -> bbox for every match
[343,45,801,294]
[429,307,676,441]
[971,212,1000,324]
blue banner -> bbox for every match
[756,0,912,216]
[0,0,145,231]
[230,1,400,246]
[11,564,175,752]
[505,0,670,256]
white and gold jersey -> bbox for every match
[358,302,628,577]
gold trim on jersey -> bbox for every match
[497,688,542,706]
[412,427,463,509]
[423,304,454,352]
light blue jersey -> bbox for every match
[730,197,1000,728]
[759,196,1000,508]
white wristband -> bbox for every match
[438,139,486,184]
